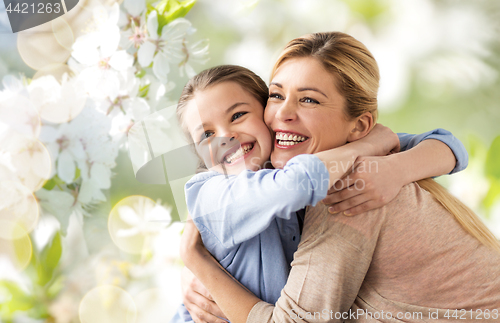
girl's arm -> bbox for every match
[397,128,468,174]
[189,125,398,249]
[323,128,468,216]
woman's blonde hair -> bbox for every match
[273,32,500,252]
[177,65,268,142]
[271,32,379,123]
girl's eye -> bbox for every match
[231,111,247,122]
[200,131,214,141]
[269,92,283,100]
[300,97,319,104]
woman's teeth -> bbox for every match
[275,132,307,146]
[224,144,253,164]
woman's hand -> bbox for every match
[181,267,228,323]
[322,155,405,216]
[360,123,401,156]
[180,215,209,266]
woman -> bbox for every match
[180,32,500,322]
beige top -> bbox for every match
[247,182,500,322]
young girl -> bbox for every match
[170,65,468,323]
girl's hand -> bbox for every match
[360,123,400,156]
[322,155,405,216]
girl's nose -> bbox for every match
[219,132,238,146]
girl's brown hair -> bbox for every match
[177,65,269,142]
[273,32,500,252]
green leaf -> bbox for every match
[135,69,146,79]
[485,135,500,180]
[139,83,150,98]
[46,275,65,299]
[483,178,500,212]
[37,232,62,286]
[0,280,35,320]
[156,0,196,30]
[465,133,487,160]
[74,167,81,181]
[343,0,388,23]
[42,174,65,191]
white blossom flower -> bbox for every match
[28,74,87,124]
[119,0,148,49]
[40,104,118,190]
[0,89,40,138]
[0,130,51,191]
[71,4,134,101]
[35,188,76,233]
[92,68,152,145]
[1,74,26,95]
[141,73,176,112]
[178,39,209,78]
[138,12,191,83]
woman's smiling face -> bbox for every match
[184,81,272,175]
[265,57,356,168]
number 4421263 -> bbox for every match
[5,2,62,14]
[444,309,499,320]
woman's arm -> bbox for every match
[313,123,400,187]
[323,128,468,215]
[182,203,381,323]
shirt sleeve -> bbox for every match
[397,128,468,174]
[186,154,330,249]
[246,202,385,323]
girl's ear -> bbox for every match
[347,112,373,142]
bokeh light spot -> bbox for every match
[0,181,39,235]
[52,17,75,50]
[134,288,175,323]
[108,196,170,255]
[1,134,52,192]
[0,221,33,271]
[17,23,72,71]
[79,285,136,323]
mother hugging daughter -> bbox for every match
[174,32,500,323]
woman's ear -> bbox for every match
[347,112,373,142]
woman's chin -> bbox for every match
[270,152,295,169]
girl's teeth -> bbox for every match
[225,144,253,163]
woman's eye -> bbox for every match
[300,97,319,104]
[269,92,283,100]
[231,112,247,121]
[200,131,214,141]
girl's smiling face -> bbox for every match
[265,57,355,168]
[184,81,272,175]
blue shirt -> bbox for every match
[170,129,468,323]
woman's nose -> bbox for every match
[274,99,297,122]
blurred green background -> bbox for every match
[1,0,500,322]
